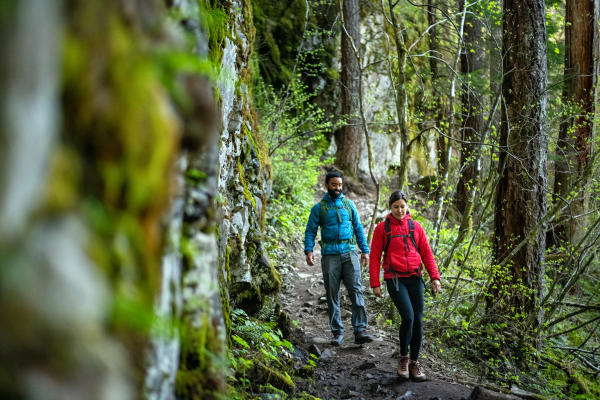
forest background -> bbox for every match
[0,0,599,399]
[256,0,600,397]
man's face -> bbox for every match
[326,177,343,198]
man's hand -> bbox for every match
[372,286,383,298]
[360,252,369,267]
[306,252,315,266]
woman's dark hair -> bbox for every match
[388,190,409,207]
[325,170,343,184]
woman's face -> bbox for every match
[390,198,408,220]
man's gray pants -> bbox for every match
[321,251,368,336]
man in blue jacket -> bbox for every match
[304,171,374,346]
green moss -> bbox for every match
[176,314,226,400]
[297,363,316,378]
[264,262,281,293]
[225,244,231,283]
[44,146,82,213]
[197,2,229,67]
[61,3,181,302]
[236,159,257,209]
[253,362,295,393]
[220,244,232,342]
[238,286,261,304]
[246,238,280,296]
[296,392,322,400]
[243,121,271,177]
[185,168,208,184]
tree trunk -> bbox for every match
[455,1,484,214]
[551,0,596,245]
[336,0,362,177]
[490,0,548,331]
[385,0,409,191]
[427,0,447,191]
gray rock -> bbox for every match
[397,390,414,400]
[320,349,334,360]
[357,361,376,370]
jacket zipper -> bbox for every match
[404,220,409,272]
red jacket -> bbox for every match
[369,214,440,288]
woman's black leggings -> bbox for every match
[386,276,424,361]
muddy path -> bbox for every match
[278,193,474,400]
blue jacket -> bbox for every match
[304,193,370,255]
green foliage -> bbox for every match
[252,0,337,90]
[254,76,332,241]
[423,206,600,399]
[227,308,297,397]
[230,309,293,362]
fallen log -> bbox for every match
[468,386,521,400]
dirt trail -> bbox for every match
[279,191,473,400]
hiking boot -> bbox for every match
[330,333,344,346]
[409,360,426,381]
[397,356,409,380]
[354,330,374,344]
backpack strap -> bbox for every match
[382,218,421,274]
[319,199,328,226]
[383,218,392,258]
[341,197,355,222]
[341,197,356,244]
[408,219,419,253]
[408,219,422,275]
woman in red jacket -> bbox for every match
[369,191,441,381]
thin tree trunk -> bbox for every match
[336,0,362,176]
[427,0,447,193]
[432,0,467,251]
[489,0,548,333]
[455,1,484,215]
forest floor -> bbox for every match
[278,185,478,400]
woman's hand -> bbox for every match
[373,286,383,298]
[431,279,441,294]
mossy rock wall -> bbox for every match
[1,0,274,398]
[173,0,277,398]
[1,0,181,398]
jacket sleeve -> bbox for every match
[304,203,321,254]
[415,222,440,281]
[349,200,369,254]
[369,222,385,287]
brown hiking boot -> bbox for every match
[397,356,409,380]
[409,360,426,381]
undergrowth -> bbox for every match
[418,205,600,399]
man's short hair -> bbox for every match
[325,170,343,184]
